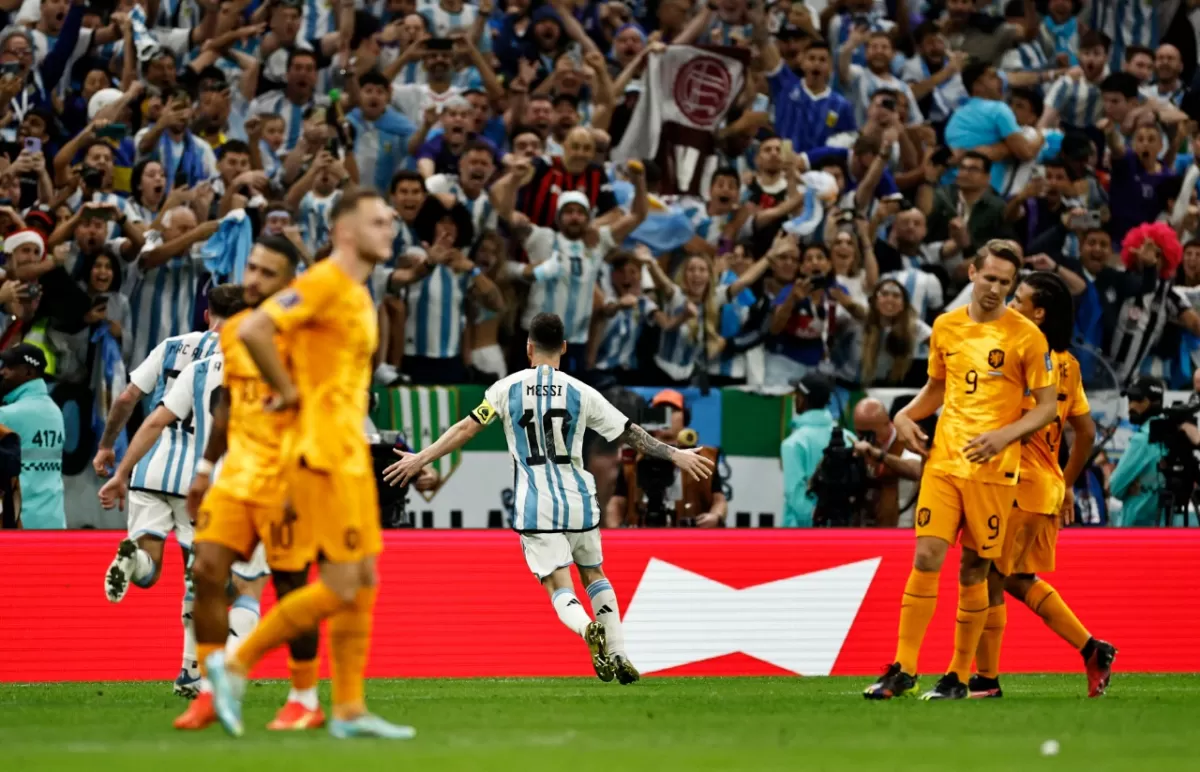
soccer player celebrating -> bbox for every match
[382,312,715,683]
[969,271,1117,698]
[864,240,1058,701]
[171,237,323,732]
[95,284,246,698]
[206,189,413,740]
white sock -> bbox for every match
[226,596,261,654]
[288,687,319,711]
[198,677,212,695]
[181,592,197,666]
[586,578,626,657]
[132,549,156,584]
[551,588,592,637]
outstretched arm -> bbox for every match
[383,415,485,485]
[619,423,714,480]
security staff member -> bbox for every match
[0,344,65,529]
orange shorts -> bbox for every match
[289,464,382,564]
[914,473,1015,558]
[195,485,311,572]
[993,506,1058,576]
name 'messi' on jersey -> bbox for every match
[470,365,631,534]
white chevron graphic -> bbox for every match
[622,557,881,676]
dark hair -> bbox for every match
[1009,86,1044,118]
[255,234,302,266]
[973,238,1024,272]
[79,250,123,294]
[509,124,542,143]
[960,149,992,171]
[609,249,637,271]
[80,138,115,161]
[913,20,940,45]
[1020,271,1074,352]
[208,283,248,319]
[358,69,391,90]
[287,49,319,70]
[218,139,251,159]
[130,157,163,204]
[528,93,553,105]
[1124,45,1154,63]
[710,166,740,187]
[552,93,580,110]
[331,187,385,222]
[1042,156,1077,181]
[1079,30,1110,53]
[1082,227,1110,244]
[389,169,425,194]
[528,312,565,353]
[961,61,992,97]
[1100,72,1139,99]
[462,139,495,158]
[805,39,831,55]
[870,88,900,104]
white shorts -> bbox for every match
[471,344,507,380]
[231,543,270,581]
[519,529,603,579]
[128,490,193,550]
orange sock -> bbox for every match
[288,657,319,691]
[895,568,939,675]
[948,581,989,682]
[197,642,222,678]
[1025,579,1091,650]
[974,604,1007,679]
[329,586,376,718]
[231,581,345,675]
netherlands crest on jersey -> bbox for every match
[377,385,463,501]
[988,349,1005,368]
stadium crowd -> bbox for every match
[2,0,1200,528]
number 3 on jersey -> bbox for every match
[517,408,572,465]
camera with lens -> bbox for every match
[626,402,700,527]
[369,419,414,528]
[1145,397,1200,524]
[809,425,870,526]
[80,165,104,190]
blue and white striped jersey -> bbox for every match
[1086,0,1163,73]
[300,0,338,41]
[404,264,472,358]
[392,218,423,267]
[248,90,327,153]
[1000,39,1052,79]
[1045,71,1107,129]
[128,232,204,368]
[707,275,752,380]
[127,330,221,496]
[471,364,630,532]
[522,225,616,344]
[844,64,924,128]
[418,0,492,52]
[160,353,225,484]
[594,295,657,371]
[654,286,702,382]
[899,56,968,124]
[828,11,897,70]
[299,190,341,254]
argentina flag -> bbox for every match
[611,180,695,253]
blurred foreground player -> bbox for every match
[383,313,715,684]
[207,190,415,740]
[864,240,1058,701]
[173,238,325,731]
[969,271,1116,698]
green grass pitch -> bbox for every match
[3,675,1196,771]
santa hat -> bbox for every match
[3,229,45,260]
[1121,221,1182,279]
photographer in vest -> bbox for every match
[606,389,726,528]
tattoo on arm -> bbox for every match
[621,424,676,461]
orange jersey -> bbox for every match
[260,258,377,476]
[926,306,1055,485]
[212,310,292,501]
[1016,350,1090,515]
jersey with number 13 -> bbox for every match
[925,306,1055,484]
[470,364,631,533]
